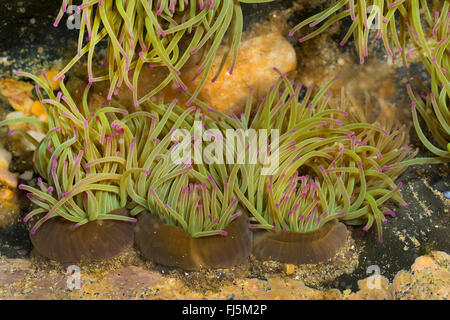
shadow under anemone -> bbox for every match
[28,208,135,263]
[135,209,252,271]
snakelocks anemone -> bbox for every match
[1,72,254,266]
[123,103,252,269]
[207,75,441,264]
[289,0,447,66]
[52,0,273,108]
[0,71,139,262]
[406,2,449,159]
[3,69,443,267]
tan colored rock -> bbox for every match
[0,79,34,115]
[241,278,262,292]
[0,147,17,188]
[0,146,20,227]
[431,251,450,269]
[391,270,415,298]
[322,289,343,300]
[411,256,439,272]
[0,188,20,227]
[0,258,32,286]
[284,264,296,275]
[391,253,450,300]
[0,168,17,189]
[263,276,324,300]
[184,31,297,115]
[90,266,166,299]
[0,251,448,300]
[92,31,296,115]
[348,275,391,300]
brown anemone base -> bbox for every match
[29,208,135,263]
[135,211,252,271]
[253,220,348,264]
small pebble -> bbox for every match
[284,264,296,275]
[19,170,33,181]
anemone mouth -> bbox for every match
[135,209,252,271]
[28,208,135,263]
[253,220,348,265]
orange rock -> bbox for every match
[352,275,391,300]
[39,70,61,91]
[284,264,296,275]
[0,168,18,189]
[0,188,14,201]
[411,256,438,272]
[183,32,297,115]
[31,101,48,123]
[391,270,416,298]
[431,251,450,268]
[0,148,17,189]
[0,79,34,114]
[0,186,19,228]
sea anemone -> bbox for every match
[208,75,440,263]
[28,207,135,263]
[135,204,252,270]
[119,101,241,235]
[406,3,449,158]
[52,0,274,108]
[1,71,139,262]
[408,81,450,158]
[289,0,447,66]
[2,71,254,266]
[253,220,348,264]
[125,104,253,269]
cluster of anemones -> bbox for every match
[210,76,437,241]
[289,0,447,66]
[290,1,449,159]
[52,0,273,108]
[2,73,434,266]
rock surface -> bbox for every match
[347,251,449,300]
[0,251,448,300]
